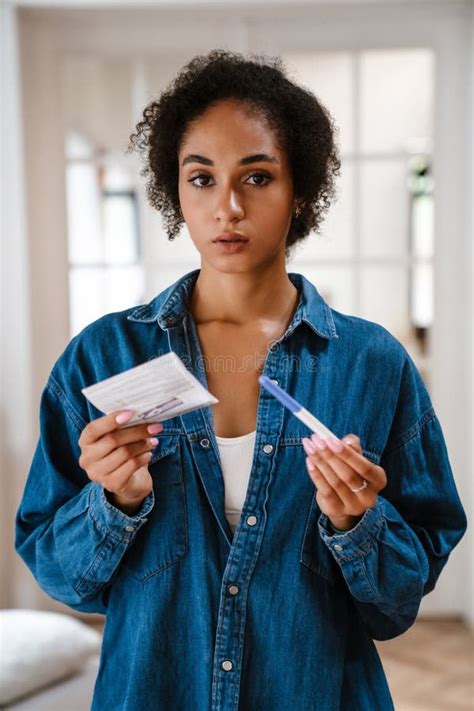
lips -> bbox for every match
[214,232,248,243]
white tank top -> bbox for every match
[215,430,257,535]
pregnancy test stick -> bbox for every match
[258,375,337,440]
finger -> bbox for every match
[79,410,137,447]
[306,457,345,505]
[82,422,161,466]
[342,434,362,452]
[104,452,153,494]
[312,455,373,508]
[303,436,367,492]
[88,437,158,480]
[311,445,371,494]
[311,434,383,488]
[302,438,372,503]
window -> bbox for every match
[283,49,434,384]
[65,131,144,337]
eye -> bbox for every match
[188,174,213,190]
[246,172,271,187]
[187,171,272,190]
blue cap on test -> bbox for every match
[258,375,301,414]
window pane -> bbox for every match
[65,130,94,160]
[102,158,133,192]
[66,163,102,264]
[411,193,434,260]
[288,265,355,314]
[290,161,355,261]
[282,52,354,154]
[359,266,409,342]
[103,193,139,264]
[411,262,433,329]
[69,265,144,337]
[360,159,409,259]
[360,49,434,154]
[102,266,143,312]
[147,210,201,263]
[146,264,198,299]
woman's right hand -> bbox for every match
[78,410,163,514]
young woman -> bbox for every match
[16,50,467,710]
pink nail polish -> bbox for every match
[115,410,135,424]
[327,438,343,453]
[306,456,316,471]
[302,437,317,454]
[311,434,327,450]
[147,423,163,435]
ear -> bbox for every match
[342,434,362,452]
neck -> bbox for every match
[190,261,299,327]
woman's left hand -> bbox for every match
[302,433,387,530]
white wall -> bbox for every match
[0,1,34,610]
[467,0,474,629]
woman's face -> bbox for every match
[177,99,296,272]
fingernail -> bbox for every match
[311,433,327,450]
[327,437,343,453]
[306,456,316,471]
[115,410,135,424]
[302,437,317,454]
[149,437,159,446]
[147,423,163,434]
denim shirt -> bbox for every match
[15,269,467,711]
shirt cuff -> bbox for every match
[318,500,384,563]
[325,518,359,534]
[88,483,155,542]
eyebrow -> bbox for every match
[181,153,279,167]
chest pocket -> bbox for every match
[278,436,340,587]
[121,432,188,582]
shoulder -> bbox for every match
[330,307,433,432]
[330,307,408,366]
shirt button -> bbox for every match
[262,443,273,454]
[334,544,343,551]
[200,438,210,448]
[270,379,279,386]
[246,515,257,526]
[222,660,233,671]
[125,525,135,532]
[228,584,239,596]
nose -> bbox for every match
[214,185,245,223]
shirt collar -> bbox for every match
[127,268,338,340]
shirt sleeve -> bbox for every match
[15,376,155,614]
[318,354,467,641]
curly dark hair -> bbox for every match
[127,49,341,259]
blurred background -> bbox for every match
[1,0,473,709]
